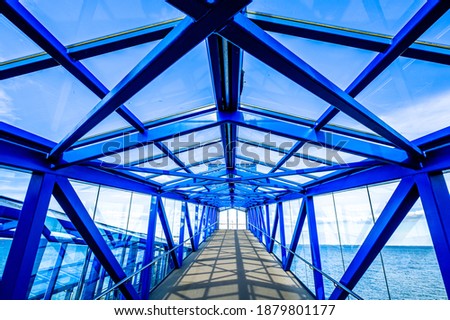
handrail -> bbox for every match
[248,222,363,300]
[94,222,218,300]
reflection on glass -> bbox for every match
[248,0,426,36]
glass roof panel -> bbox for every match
[0,66,100,142]
[328,112,379,136]
[138,156,180,171]
[0,14,42,63]
[239,126,297,147]
[241,53,329,121]
[82,41,159,90]
[150,175,182,184]
[268,32,378,90]
[165,126,222,152]
[126,41,214,123]
[298,142,366,165]
[281,155,326,171]
[236,141,284,166]
[419,9,450,46]
[20,0,183,45]
[355,57,450,140]
[98,144,163,166]
[248,0,426,36]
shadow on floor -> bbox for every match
[150,230,314,300]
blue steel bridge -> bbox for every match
[0,0,450,300]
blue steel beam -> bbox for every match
[52,177,139,299]
[157,197,181,269]
[218,110,412,166]
[284,200,307,271]
[314,0,450,130]
[305,196,325,300]
[240,104,391,146]
[330,177,418,300]
[415,173,450,298]
[154,141,195,174]
[0,0,146,133]
[277,202,287,266]
[183,202,196,251]
[58,117,220,166]
[0,173,55,299]
[140,196,158,299]
[48,0,251,160]
[265,205,271,251]
[219,14,423,161]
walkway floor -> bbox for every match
[150,230,314,300]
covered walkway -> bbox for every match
[150,230,313,300]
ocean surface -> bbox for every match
[288,245,447,300]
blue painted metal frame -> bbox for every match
[247,11,450,66]
[415,172,450,298]
[52,177,139,299]
[313,0,450,130]
[329,177,418,300]
[284,200,307,271]
[156,196,181,269]
[140,196,158,299]
[0,173,55,299]
[219,14,423,160]
[305,196,325,300]
[178,202,187,264]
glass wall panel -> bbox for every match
[0,168,31,280]
[237,210,246,230]
[381,199,447,299]
[313,194,343,298]
[219,210,228,229]
[291,215,315,294]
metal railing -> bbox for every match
[248,222,363,300]
[94,222,218,300]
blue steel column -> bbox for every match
[0,173,55,299]
[140,196,158,299]
[284,200,307,271]
[306,196,325,300]
[277,202,287,266]
[156,197,180,269]
[415,172,450,298]
[330,177,418,300]
[53,177,139,300]
[178,202,187,265]
[183,202,195,251]
[255,207,263,242]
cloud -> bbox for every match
[0,87,20,123]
